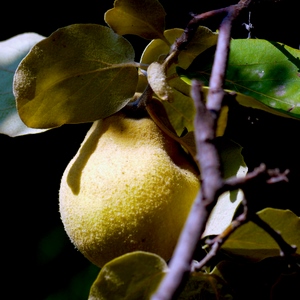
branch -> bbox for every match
[151,2,254,299]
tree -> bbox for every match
[1,0,299,299]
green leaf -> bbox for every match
[227,40,300,118]
[178,39,300,119]
[140,28,181,66]
[160,84,228,137]
[104,0,167,42]
[88,251,167,300]
[202,138,247,237]
[221,208,300,261]
[140,27,218,69]
[140,27,218,136]
[14,24,138,129]
[162,86,196,135]
[0,33,47,136]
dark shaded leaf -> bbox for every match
[179,272,234,300]
[88,251,167,300]
[221,208,300,261]
[105,0,167,42]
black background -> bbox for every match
[1,1,299,299]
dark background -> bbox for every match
[1,1,299,299]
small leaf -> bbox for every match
[177,26,218,70]
[14,24,138,129]
[0,33,47,136]
[202,138,247,237]
[140,27,218,135]
[162,84,229,137]
[88,251,167,300]
[140,28,182,66]
[140,27,218,69]
[221,208,300,261]
[104,0,167,42]
[147,62,173,101]
[146,97,198,167]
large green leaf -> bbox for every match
[0,33,47,136]
[227,40,300,117]
[88,251,167,300]
[178,39,300,119]
[104,0,167,42]
[14,24,138,129]
[221,208,300,261]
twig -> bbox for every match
[192,198,249,272]
[222,163,289,193]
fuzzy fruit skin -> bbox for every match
[59,113,200,268]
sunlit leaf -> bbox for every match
[0,33,47,136]
[14,24,138,129]
[141,27,218,69]
[140,28,181,66]
[202,138,247,237]
[104,0,167,42]
[140,27,219,135]
[178,39,300,119]
[221,208,300,261]
[88,251,167,300]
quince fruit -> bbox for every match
[59,112,200,267]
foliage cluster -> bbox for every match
[0,0,299,298]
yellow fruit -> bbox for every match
[59,112,200,268]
